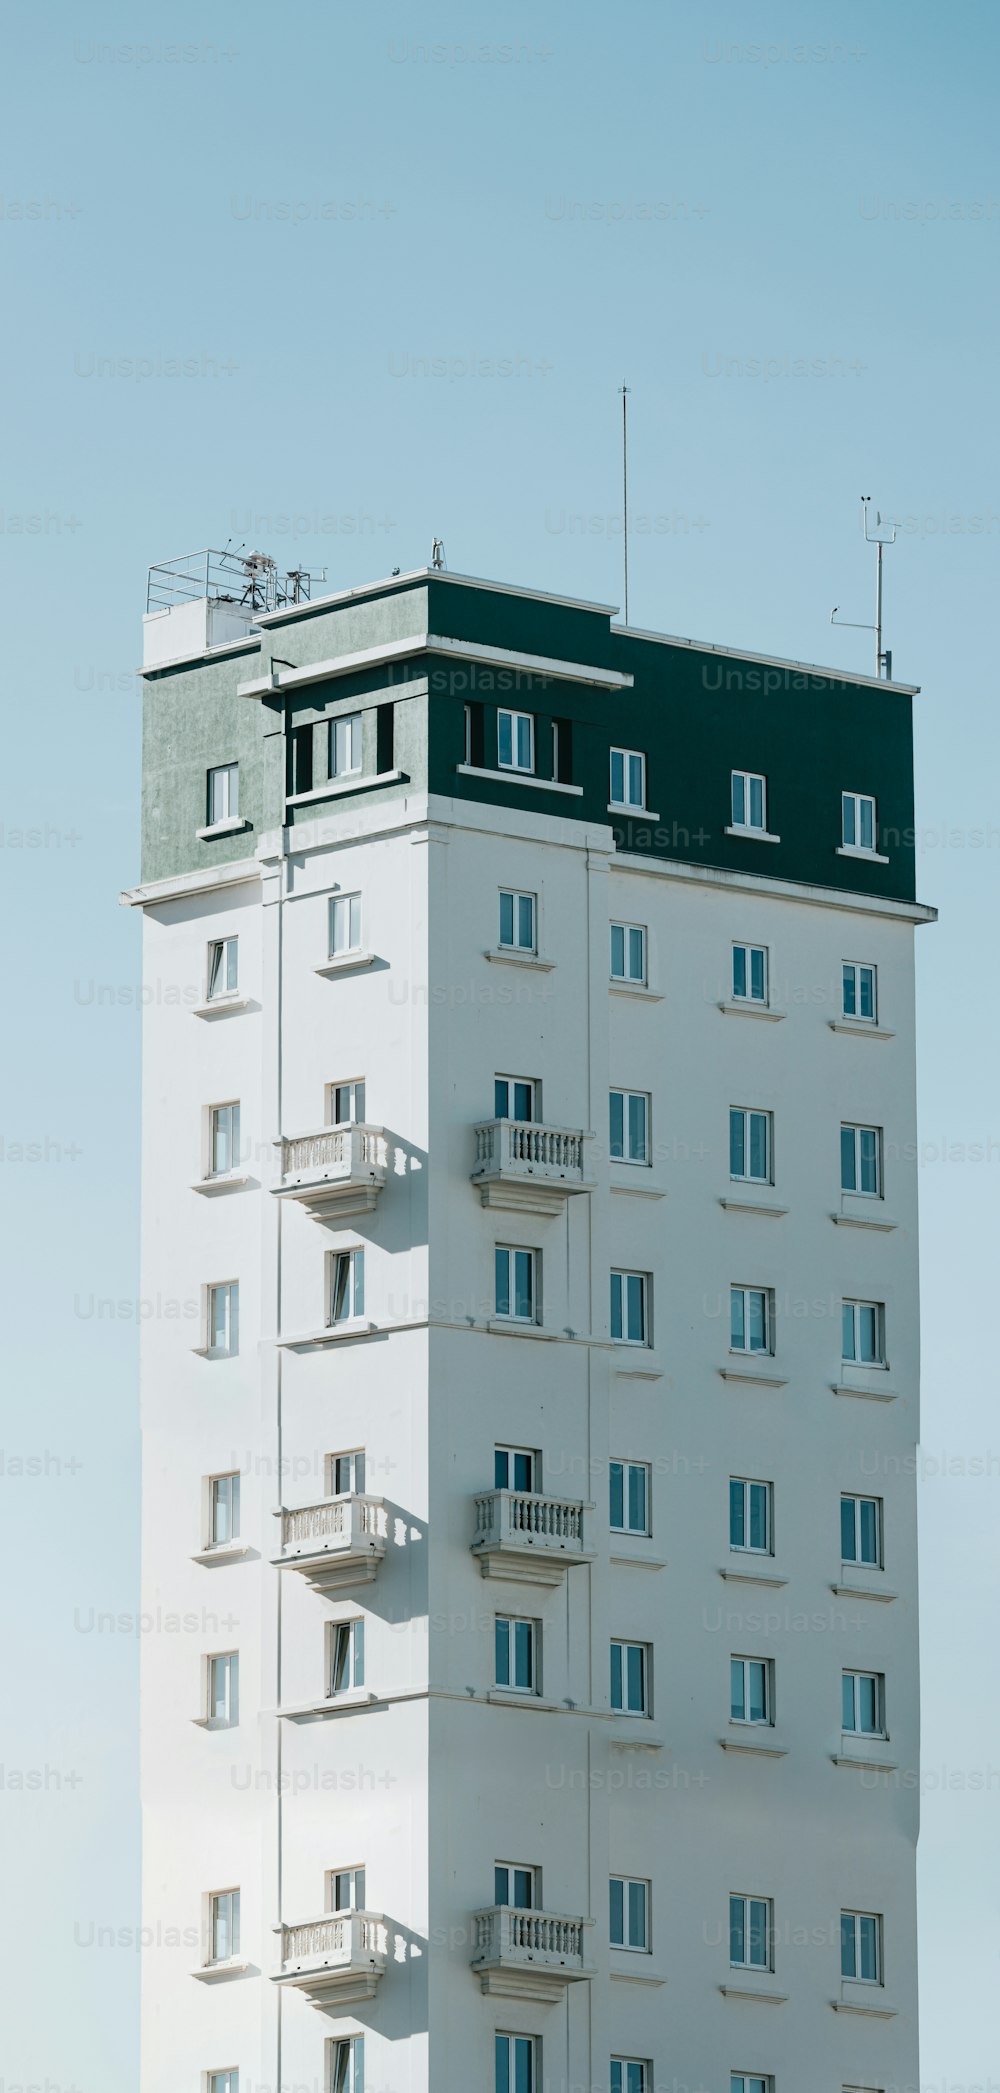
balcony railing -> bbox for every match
[471,1488,594,1586]
[274,1123,388,1218]
[273,1493,388,1591]
[471,1119,592,1214]
[471,1905,593,2000]
[274,1910,387,2005]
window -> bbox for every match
[610,1089,650,1165]
[843,962,877,1022]
[731,770,767,832]
[609,1875,649,1951]
[612,2064,650,2093]
[843,1670,886,1736]
[328,2036,364,2093]
[498,888,536,953]
[730,1286,770,1354]
[207,1282,239,1358]
[329,1080,366,1126]
[495,1247,537,1324]
[208,1103,240,1177]
[732,941,767,1004]
[329,1450,366,1496]
[207,936,238,1000]
[209,1473,240,1547]
[209,2076,238,2093]
[498,708,534,773]
[842,1299,885,1366]
[288,721,313,797]
[841,1123,881,1196]
[730,1478,770,1555]
[552,716,573,784]
[328,1866,366,1912]
[610,1460,650,1536]
[495,1076,535,1122]
[207,763,239,826]
[208,1653,239,1728]
[841,1909,881,1983]
[495,1446,537,1492]
[208,1889,240,1964]
[495,1863,537,1908]
[610,1269,649,1346]
[329,893,362,958]
[330,713,362,779]
[328,1619,365,1695]
[731,2078,769,2093]
[328,1249,365,1326]
[731,1656,770,1725]
[842,791,878,853]
[610,746,646,810]
[610,1639,649,1715]
[495,1615,537,1694]
[729,1893,770,1970]
[495,2035,536,2093]
[610,921,647,984]
[841,1493,881,1567]
[729,1108,770,1184]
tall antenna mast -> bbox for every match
[830,496,898,678]
[619,384,631,624]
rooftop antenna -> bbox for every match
[431,537,447,571]
[830,496,897,679]
[619,384,631,624]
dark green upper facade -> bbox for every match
[140,568,918,900]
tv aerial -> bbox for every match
[831,497,897,679]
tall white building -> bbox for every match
[128,550,933,2093]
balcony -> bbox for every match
[471,1119,593,1215]
[471,1489,594,1588]
[274,1124,387,1220]
[273,1911,387,2007]
[272,1494,388,1592]
[471,1906,594,2003]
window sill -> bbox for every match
[608,802,661,821]
[192,1958,251,1982]
[609,981,664,1001]
[833,1746,897,1773]
[486,1689,557,1712]
[718,999,786,1022]
[191,1542,252,1567]
[190,1345,238,1359]
[286,768,406,810]
[724,825,781,845]
[192,995,254,1019]
[832,1577,897,1604]
[191,1172,252,1195]
[719,1363,788,1388]
[279,1690,378,1721]
[610,1547,667,1570]
[279,1322,379,1349]
[720,1564,787,1589]
[484,949,556,971]
[486,1317,557,1341]
[315,951,375,977]
[609,1960,666,1985]
[829,1018,895,1040]
[720,1732,788,1759]
[832,1204,897,1232]
[611,1352,663,1380]
[831,1379,897,1404]
[833,1986,897,2017]
[196,818,251,841]
[610,1177,666,1200]
[609,1722,663,1752]
[719,1195,788,1219]
[836,844,890,865]
[457,762,584,798]
[720,1980,787,2004]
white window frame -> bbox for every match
[495,1614,538,1695]
[494,1861,539,1909]
[732,941,768,1004]
[329,892,363,958]
[207,1651,239,1729]
[609,1459,650,1537]
[327,1864,366,1912]
[497,708,535,774]
[609,1873,650,1952]
[611,2062,651,2093]
[610,1638,650,1716]
[207,935,238,1001]
[495,1245,538,1326]
[495,2036,537,2093]
[328,1618,365,1696]
[610,1269,649,1346]
[731,769,767,833]
[729,1477,771,1556]
[841,1492,881,1568]
[729,1107,771,1185]
[328,1079,366,1126]
[731,2077,770,2093]
[610,1088,650,1166]
[330,712,362,780]
[730,1655,771,1726]
[610,920,647,985]
[842,1298,885,1367]
[209,1472,241,1548]
[208,1101,241,1178]
[327,1248,366,1328]
[495,1445,538,1492]
[842,961,877,1023]
[840,1908,882,1984]
[609,745,647,811]
[841,1122,882,1197]
[498,887,536,954]
[328,1449,366,1496]
[842,1669,886,1737]
[208,1888,240,1965]
[209,2074,239,2093]
[842,790,878,854]
[494,1075,537,1123]
[206,1281,239,1359]
[327,2035,364,2093]
[730,1285,771,1355]
[729,1892,771,1971]
[207,762,239,826]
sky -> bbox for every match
[1,1,997,2084]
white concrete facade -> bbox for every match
[137,787,924,2093]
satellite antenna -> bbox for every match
[619,384,631,624]
[830,497,897,679]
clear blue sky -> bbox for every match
[1,1,996,2081]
